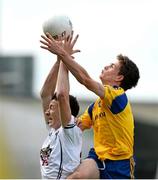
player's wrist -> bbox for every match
[59,50,71,60]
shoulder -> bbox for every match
[60,116,82,139]
[63,116,76,128]
[62,116,81,131]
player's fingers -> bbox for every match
[46,32,54,41]
[41,34,49,41]
[68,30,74,43]
[66,35,71,45]
[71,30,74,38]
[40,45,49,50]
[58,35,63,41]
[71,34,79,47]
[68,31,73,43]
[69,36,72,44]
[40,40,49,46]
[72,49,81,54]
[41,35,52,44]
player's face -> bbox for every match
[45,99,60,126]
[99,60,123,85]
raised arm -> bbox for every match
[40,57,60,124]
[56,61,71,127]
[40,32,105,98]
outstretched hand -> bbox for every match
[63,31,81,55]
[40,31,81,57]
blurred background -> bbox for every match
[0,0,158,178]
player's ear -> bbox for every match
[116,74,124,82]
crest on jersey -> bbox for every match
[40,145,52,166]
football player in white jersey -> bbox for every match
[40,33,83,179]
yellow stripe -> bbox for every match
[130,156,135,179]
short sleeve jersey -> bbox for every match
[80,85,134,161]
[40,116,82,179]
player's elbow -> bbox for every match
[40,89,46,99]
[56,90,68,101]
[40,90,49,99]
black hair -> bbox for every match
[69,95,80,117]
[51,93,79,117]
[117,54,140,91]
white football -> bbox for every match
[42,15,73,38]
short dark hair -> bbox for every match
[69,95,80,117]
[51,93,79,117]
[117,54,140,91]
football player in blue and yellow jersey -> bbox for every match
[40,32,140,179]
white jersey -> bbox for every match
[40,116,82,179]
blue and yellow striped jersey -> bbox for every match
[80,85,134,161]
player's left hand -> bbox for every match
[63,31,81,56]
[40,31,80,57]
